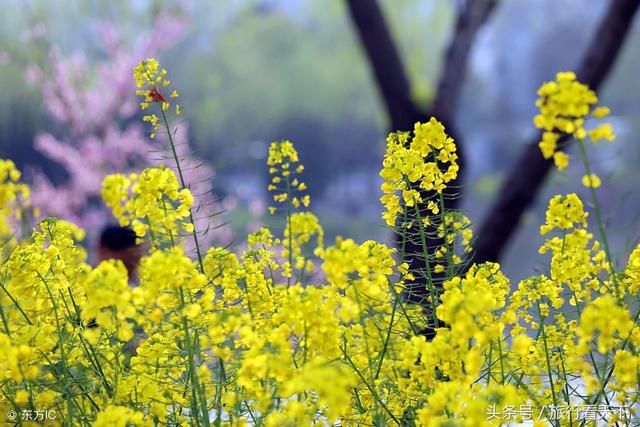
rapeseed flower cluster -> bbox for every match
[432,211,473,273]
[534,71,615,172]
[101,166,194,246]
[0,159,32,240]
[267,140,310,212]
[539,193,588,235]
[133,58,181,139]
[379,117,458,227]
[2,61,640,427]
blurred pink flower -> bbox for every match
[25,7,229,250]
[0,50,11,65]
[23,64,42,85]
[22,23,46,42]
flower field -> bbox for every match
[0,59,639,427]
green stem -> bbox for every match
[412,202,440,328]
[374,292,398,380]
[486,341,493,385]
[576,139,619,294]
[496,336,505,384]
[285,174,293,288]
[38,272,77,422]
[535,300,559,427]
[0,293,11,336]
[342,344,401,425]
[159,107,205,273]
[438,193,455,277]
[582,308,640,417]
[393,209,419,335]
[0,281,33,325]
[178,286,209,427]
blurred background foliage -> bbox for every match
[0,0,639,281]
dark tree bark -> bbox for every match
[344,0,497,130]
[472,0,640,265]
[345,0,640,341]
[343,0,424,130]
[345,0,498,330]
[432,0,498,124]
[346,0,640,269]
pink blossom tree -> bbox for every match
[24,9,232,250]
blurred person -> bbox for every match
[96,225,144,284]
[95,225,145,357]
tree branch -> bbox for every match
[344,0,423,129]
[432,0,498,123]
[344,0,496,317]
[472,0,640,265]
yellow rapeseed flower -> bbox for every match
[379,117,458,227]
[133,58,181,138]
[534,71,614,169]
[101,167,194,246]
[582,173,602,188]
[267,140,311,214]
